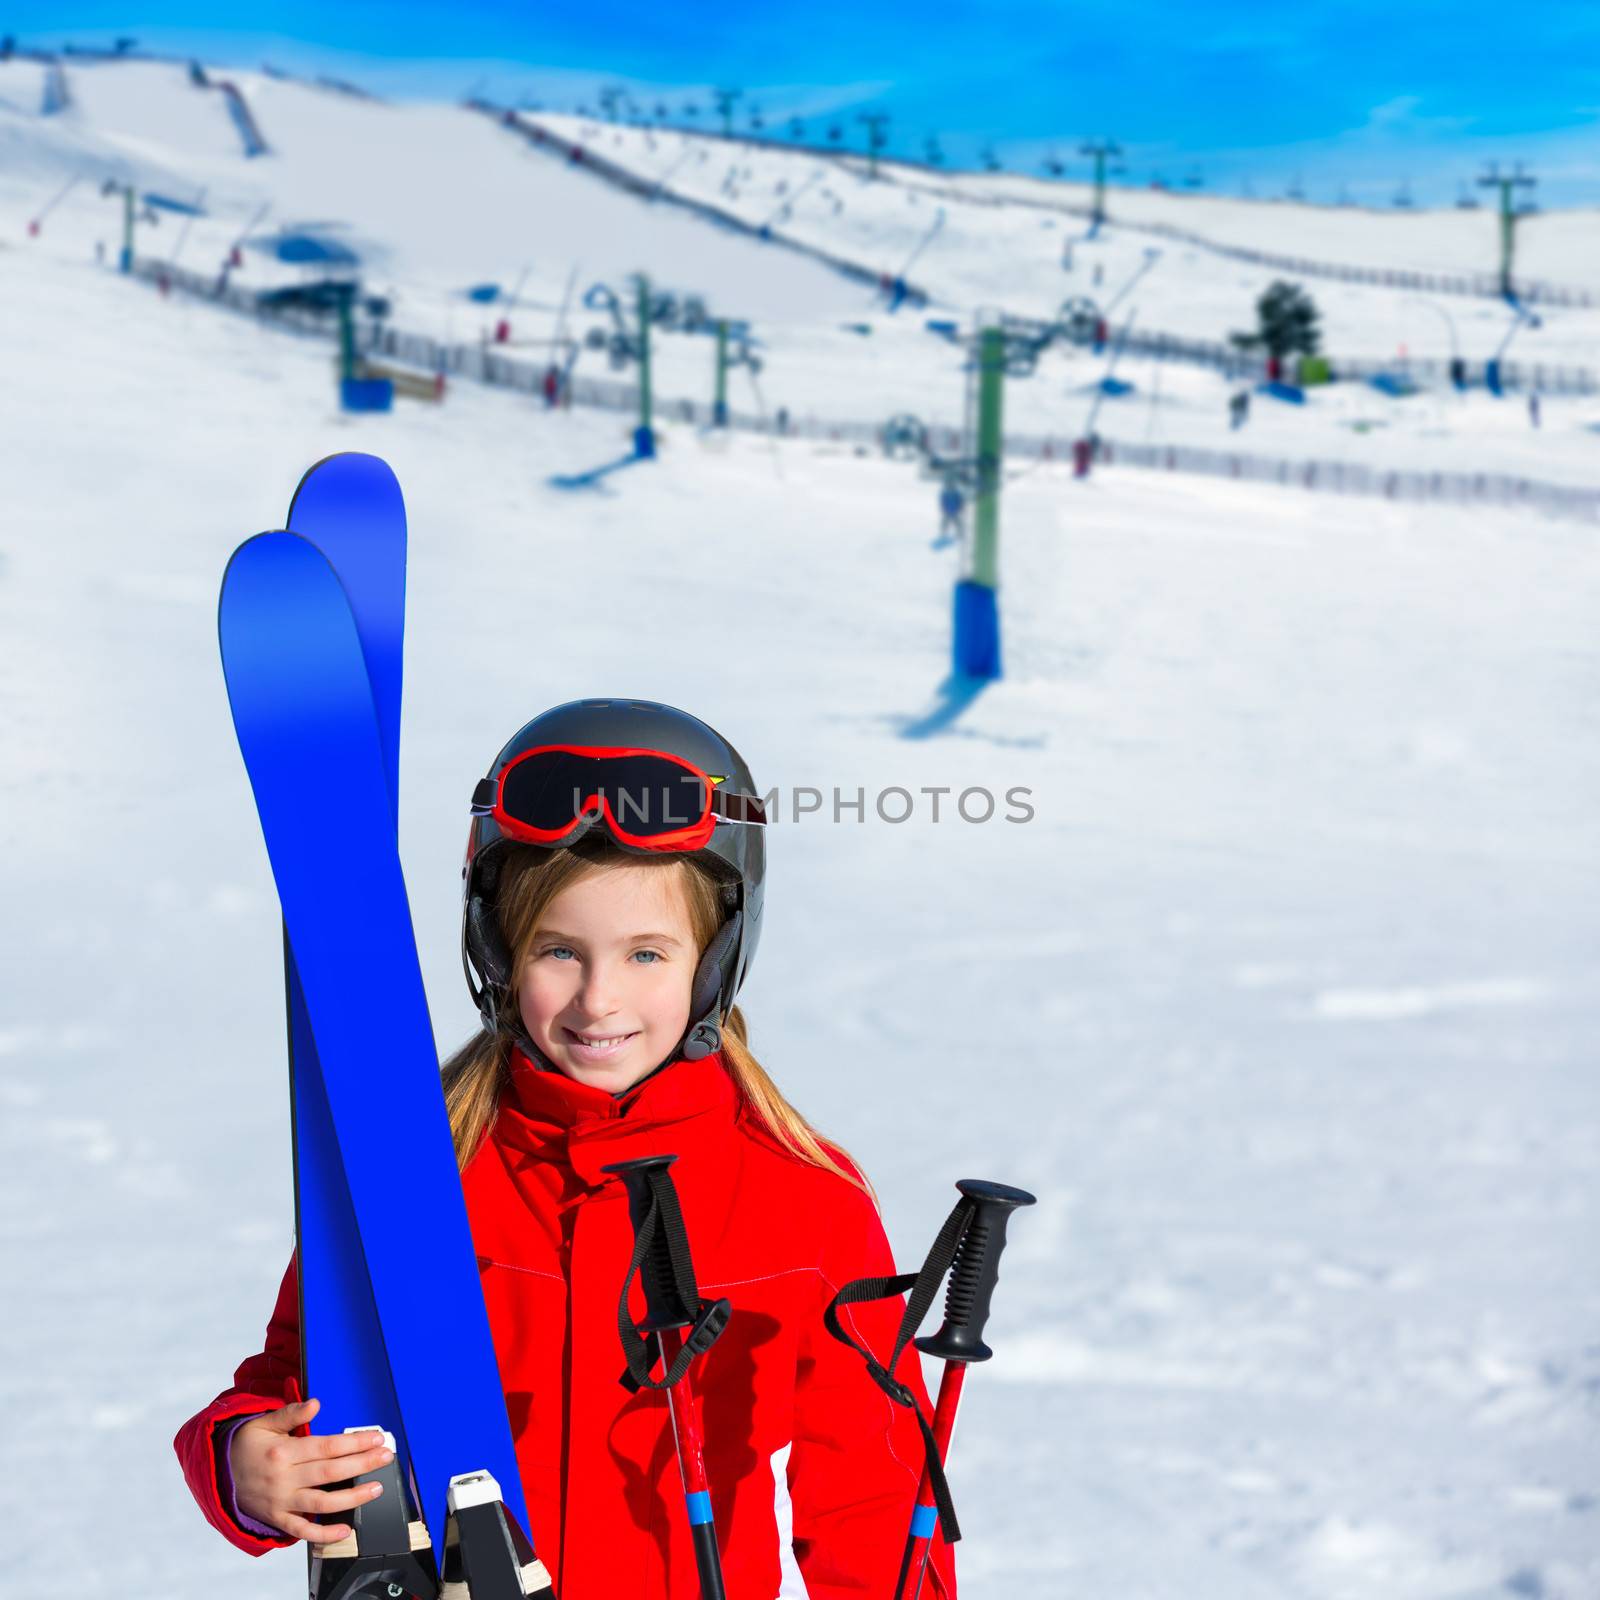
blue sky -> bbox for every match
[15,2,1600,204]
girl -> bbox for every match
[175,697,957,1600]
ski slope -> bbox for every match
[0,53,1597,1600]
[6,59,1600,504]
[529,112,1600,356]
[1,58,868,320]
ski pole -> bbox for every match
[603,1154,733,1600]
[895,1179,1035,1600]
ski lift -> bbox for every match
[728,333,764,376]
[1004,342,1041,379]
[651,291,681,331]
[1057,296,1101,342]
[605,333,639,370]
[881,413,929,461]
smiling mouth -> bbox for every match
[563,1027,639,1054]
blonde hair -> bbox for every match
[441,838,875,1204]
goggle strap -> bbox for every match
[709,789,766,826]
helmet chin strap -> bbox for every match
[673,911,740,1068]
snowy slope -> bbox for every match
[566,114,1600,293]
[7,62,1600,507]
[4,59,868,322]
[530,113,1600,354]
[1,56,1598,1600]
[0,56,47,117]
[4,210,1598,1600]
[889,158,1600,288]
[64,58,251,171]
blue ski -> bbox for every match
[280,453,411,1497]
[219,530,540,1590]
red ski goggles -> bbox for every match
[473,744,767,853]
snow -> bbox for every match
[9,65,1600,484]
[1,56,1597,1600]
[64,59,247,173]
[529,114,1600,356]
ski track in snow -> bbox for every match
[0,60,1597,1600]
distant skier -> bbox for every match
[938,475,965,542]
[1061,240,1074,271]
[541,362,560,408]
[1229,389,1251,430]
[174,699,958,1599]
[1528,391,1542,428]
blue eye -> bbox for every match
[542,946,574,961]
[633,950,662,964]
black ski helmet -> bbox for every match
[461,698,767,1070]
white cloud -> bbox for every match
[1354,95,1477,141]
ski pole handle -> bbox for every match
[914,1179,1036,1364]
[606,1154,694,1330]
[899,1179,1035,1600]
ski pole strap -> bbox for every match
[611,1159,731,1394]
[821,1195,974,1545]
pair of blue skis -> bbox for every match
[219,455,546,1599]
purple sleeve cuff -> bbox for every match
[218,1414,288,1540]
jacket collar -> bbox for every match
[500,1045,739,1187]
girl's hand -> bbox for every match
[229,1396,394,1545]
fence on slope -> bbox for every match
[846,162,1597,311]
[989,311,1597,397]
[125,252,1600,527]
[185,61,269,157]
[471,102,913,303]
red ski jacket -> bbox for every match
[174,1049,958,1600]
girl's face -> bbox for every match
[516,863,699,1094]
